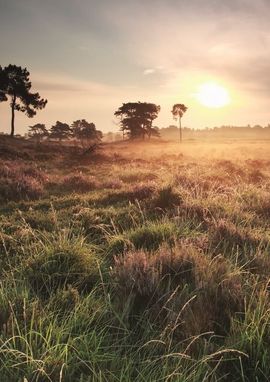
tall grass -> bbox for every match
[1,141,270,381]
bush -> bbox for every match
[61,174,99,193]
[0,161,45,201]
[112,245,244,336]
[153,185,182,209]
[130,182,156,200]
[113,245,203,302]
[209,218,266,255]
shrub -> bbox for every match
[113,250,158,298]
[0,160,46,181]
[153,185,183,209]
[112,245,244,337]
[130,182,156,200]
[209,218,266,255]
[0,161,45,201]
[61,174,99,193]
[112,245,204,303]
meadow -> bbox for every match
[1,136,270,381]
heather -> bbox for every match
[1,137,270,381]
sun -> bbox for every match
[195,82,230,108]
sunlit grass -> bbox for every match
[1,139,270,381]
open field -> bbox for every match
[1,137,270,381]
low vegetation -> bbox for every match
[1,137,270,381]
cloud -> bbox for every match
[143,66,167,76]
[143,68,155,75]
[32,72,117,95]
[101,0,270,97]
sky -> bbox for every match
[0,0,270,135]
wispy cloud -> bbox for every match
[143,68,156,75]
[143,66,167,76]
[103,0,270,97]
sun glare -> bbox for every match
[195,82,230,108]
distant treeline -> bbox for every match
[0,120,103,148]
[103,124,270,142]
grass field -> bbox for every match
[1,137,270,381]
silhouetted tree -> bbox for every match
[114,102,160,139]
[50,121,71,141]
[171,104,188,142]
[0,65,47,136]
[71,119,102,147]
[28,123,48,143]
[0,66,8,102]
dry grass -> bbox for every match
[1,138,270,381]
[112,244,244,336]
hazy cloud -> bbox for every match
[143,69,156,75]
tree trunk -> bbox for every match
[179,116,182,143]
[10,95,16,137]
[149,122,152,140]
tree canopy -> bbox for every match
[0,65,47,136]
[50,121,71,141]
[171,104,188,142]
[28,123,48,142]
[71,119,102,145]
[114,102,160,139]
